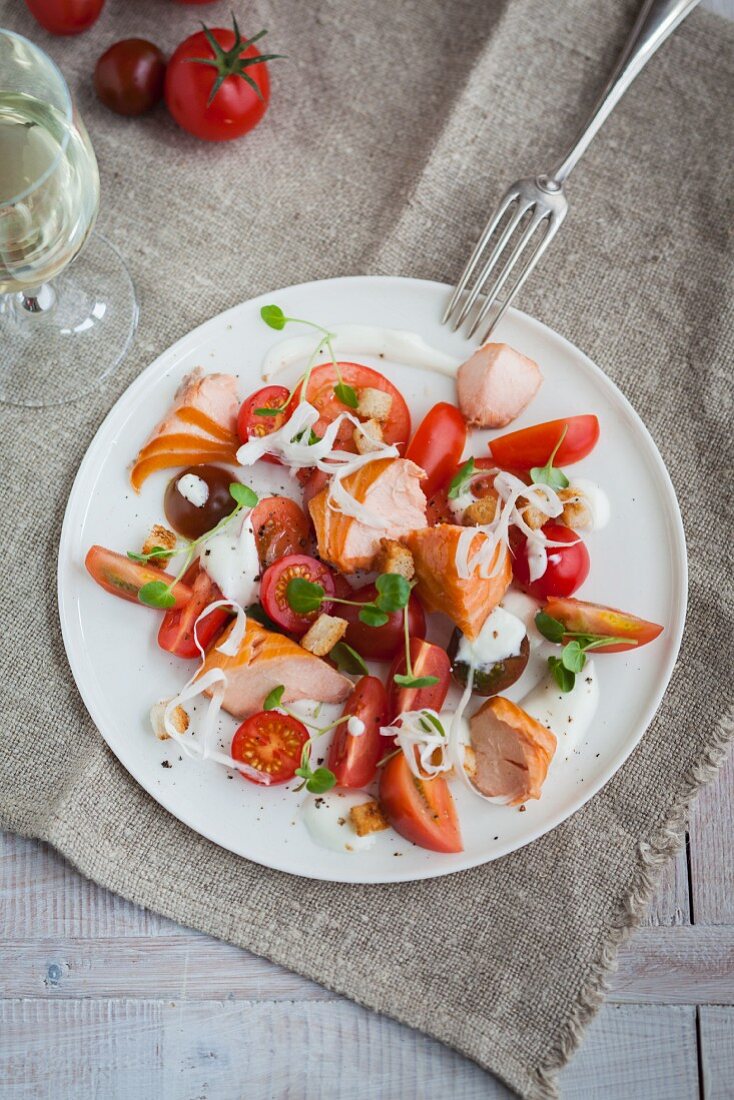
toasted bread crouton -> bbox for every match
[150,700,189,741]
[356,387,393,422]
[353,418,384,455]
[558,488,594,530]
[462,744,477,782]
[463,496,498,526]
[350,800,390,837]
[375,538,415,580]
[518,499,547,531]
[300,613,348,657]
[141,523,177,567]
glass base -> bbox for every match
[0,234,138,407]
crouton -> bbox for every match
[150,700,189,741]
[558,488,594,530]
[300,613,348,657]
[356,387,393,422]
[141,523,177,567]
[462,744,477,782]
[463,496,498,526]
[518,499,547,530]
[375,538,415,580]
[353,418,384,455]
[350,800,390,837]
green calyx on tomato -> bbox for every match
[535,610,637,692]
[188,17,285,106]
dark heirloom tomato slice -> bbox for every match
[250,496,311,567]
[543,596,663,652]
[231,711,310,785]
[489,415,600,469]
[291,362,411,453]
[405,402,467,497]
[237,385,290,464]
[164,464,239,540]
[85,546,192,608]
[379,751,462,853]
[259,554,335,635]
[513,523,590,600]
[387,638,451,720]
[328,676,389,789]
[158,562,231,659]
[341,584,426,661]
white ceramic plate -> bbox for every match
[58,276,687,883]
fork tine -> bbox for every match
[474,214,564,342]
[466,208,550,339]
[450,199,534,330]
[441,186,521,326]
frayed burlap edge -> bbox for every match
[531,703,734,1099]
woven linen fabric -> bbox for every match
[1,1,733,1096]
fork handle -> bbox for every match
[548,0,700,185]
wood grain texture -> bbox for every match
[612,926,734,1004]
[700,1007,734,1100]
[688,747,734,924]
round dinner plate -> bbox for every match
[58,276,687,884]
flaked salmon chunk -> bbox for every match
[468,697,557,805]
[457,343,542,428]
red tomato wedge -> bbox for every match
[405,402,467,497]
[489,415,600,469]
[291,363,411,453]
[250,496,311,567]
[85,546,192,608]
[379,751,462,853]
[340,583,426,661]
[543,597,664,652]
[158,563,231,659]
[237,385,289,464]
[231,711,309,785]
[513,524,590,600]
[387,638,451,720]
[259,554,335,635]
[328,676,389,788]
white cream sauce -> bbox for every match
[300,790,378,853]
[201,514,260,607]
[456,606,526,668]
[176,473,209,508]
[520,659,600,756]
[261,324,460,381]
[568,478,611,530]
[347,716,366,737]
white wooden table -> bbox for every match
[2,1,733,1094]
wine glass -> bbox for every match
[0,29,138,407]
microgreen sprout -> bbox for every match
[394,601,439,690]
[329,641,369,676]
[535,611,637,691]
[447,457,476,500]
[286,572,410,628]
[294,740,336,794]
[260,304,359,411]
[530,426,570,490]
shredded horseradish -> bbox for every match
[380,709,452,779]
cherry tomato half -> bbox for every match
[158,562,230,659]
[405,402,467,498]
[24,0,103,35]
[328,676,389,789]
[513,524,590,599]
[250,496,311,567]
[259,554,335,635]
[387,638,451,720]
[231,711,309,785]
[292,363,411,454]
[164,465,238,540]
[489,415,600,470]
[237,385,290,465]
[85,546,192,608]
[543,596,663,653]
[94,39,166,116]
[340,583,426,661]
[425,456,499,526]
[297,467,329,510]
[379,751,462,853]
[164,21,273,142]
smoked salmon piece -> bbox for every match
[130,369,239,491]
[467,696,557,805]
[199,619,352,719]
[457,343,542,428]
[403,524,511,640]
[308,457,427,573]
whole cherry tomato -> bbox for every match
[340,583,426,661]
[513,523,590,599]
[24,0,104,35]
[94,39,166,117]
[405,402,467,498]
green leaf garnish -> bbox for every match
[447,457,476,500]
[548,656,575,692]
[419,711,446,737]
[374,573,411,613]
[358,605,390,628]
[329,642,369,676]
[304,767,336,794]
[127,546,171,564]
[334,382,358,409]
[263,685,285,711]
[260,304,287,330]
[229,483,258,508]
[286,577,324,614]
[254,406,284,417]
[393,673,439,689]
[535,611,566,644]
[138,581,176,609]
[530,426,570,490]
[561,640,586,674]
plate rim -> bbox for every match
[57,274,688,884]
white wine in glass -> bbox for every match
[0,30,137,407]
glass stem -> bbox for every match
[18,283,56,315]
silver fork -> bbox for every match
[444,0,700,342]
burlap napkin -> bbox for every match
[1,2,732,1096]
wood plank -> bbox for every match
[688,741,734,924]
[0,999,699,1100]
[642,845,690,926]
[612,926,734,1004]
[700,1006,734,1100]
